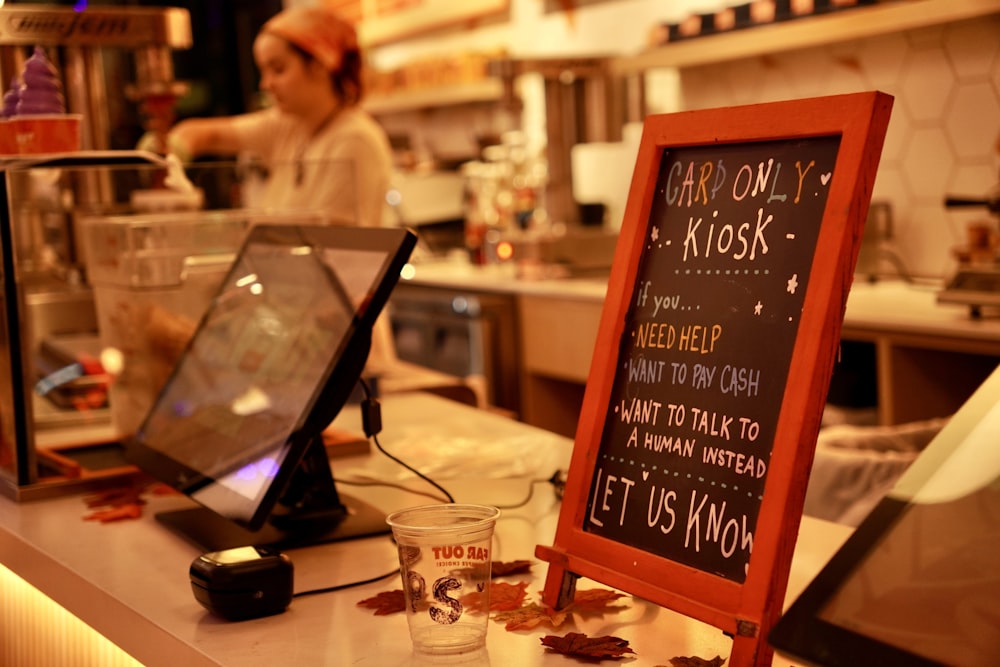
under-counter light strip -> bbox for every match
[0,563,142,667]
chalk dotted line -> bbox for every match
[601,453,763,500]
[675,268,771,276]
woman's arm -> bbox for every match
[168,117,246,160]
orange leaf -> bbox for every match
[572,588,627,608]
[489,580,529,611]
[83,487,146,509]
[357,589,406,615]
[568,588,629,618]
[83,503,143,522]
[494,602,569,631]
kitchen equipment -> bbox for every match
[938,184,1000,318]
[0,155,318,501]
[0,7,195,471]
[389,283,520,415]
[0,5,192,154]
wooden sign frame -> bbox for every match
[536,91,893,666]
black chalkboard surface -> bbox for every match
[536,92,893,667]
[585,136,841,583]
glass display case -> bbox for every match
[0,152,332,500]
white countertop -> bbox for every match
[1,393,852,667]
[401,259,610,301]
[401,259,1000,344]
[840,280,1000,344]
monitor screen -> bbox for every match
[769,366,1000,666]
[126,224,416,550]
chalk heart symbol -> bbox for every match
[820,172,832,186]
[643,471,650,481]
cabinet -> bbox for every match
[518,293,603,437]
[516,282,1000,437]
[389,283,521,415]
[838,283,1000,425]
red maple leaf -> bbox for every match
[80,480,175,523]
[541,632,636,659]
[356,589,406,615]
[83,486,146,509]
[491,559,533,578]
[665,656,727,667]
[83,503,144,522]
[82,485,148,522]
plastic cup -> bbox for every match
[12,114,81,154]
[386,504,500,655]
[0,119,17,155]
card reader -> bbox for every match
[190,546,294,620]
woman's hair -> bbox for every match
[288,40,364,106]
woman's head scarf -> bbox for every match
[261,6,358,72]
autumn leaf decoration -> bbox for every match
[492,586,627,631]
[663,656,728,667]
[357,559,629,629]
[356,589,407,616]
[81,481,176,523]
[461,580,530,613]
[492,602,570,631]
[541,632,636,660]
[355,558,724,665]
[491,559,533,577]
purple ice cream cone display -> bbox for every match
[2,77,20,118]
[16,46,66,115]
[8,46,81,153]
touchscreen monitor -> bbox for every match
[126,224,417,550]
[769,365,1000,666]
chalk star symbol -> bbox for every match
[650,226,659,243]
[787,274,799,294]
[754,300,763,315]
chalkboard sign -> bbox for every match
[586,135,840,583]
[537,92,893,667]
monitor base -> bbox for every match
[155,492,389,551]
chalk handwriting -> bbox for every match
[663,156,826,208]
[685,491,754,560]
[681,207,771,262]
[627,356,668,384]
[634,322,723,354]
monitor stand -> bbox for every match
[154,435,389,552]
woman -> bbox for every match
[167,5,392,228]
[156,6,399,376]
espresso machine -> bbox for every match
[0,5,193,498]
[938,181,1000,318]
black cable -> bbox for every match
[290,471,561,599]
[357,378,455,504]
[370,431,455,503]
[493,477,551,510]
[290,382,565,599]
[292,565,400,598]
[337,477,449,503]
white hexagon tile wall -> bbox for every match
[677,15,1000,280]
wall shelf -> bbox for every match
[363,78,505,115]
[611,0,1000,74]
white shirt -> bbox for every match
[229,106,392,228]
